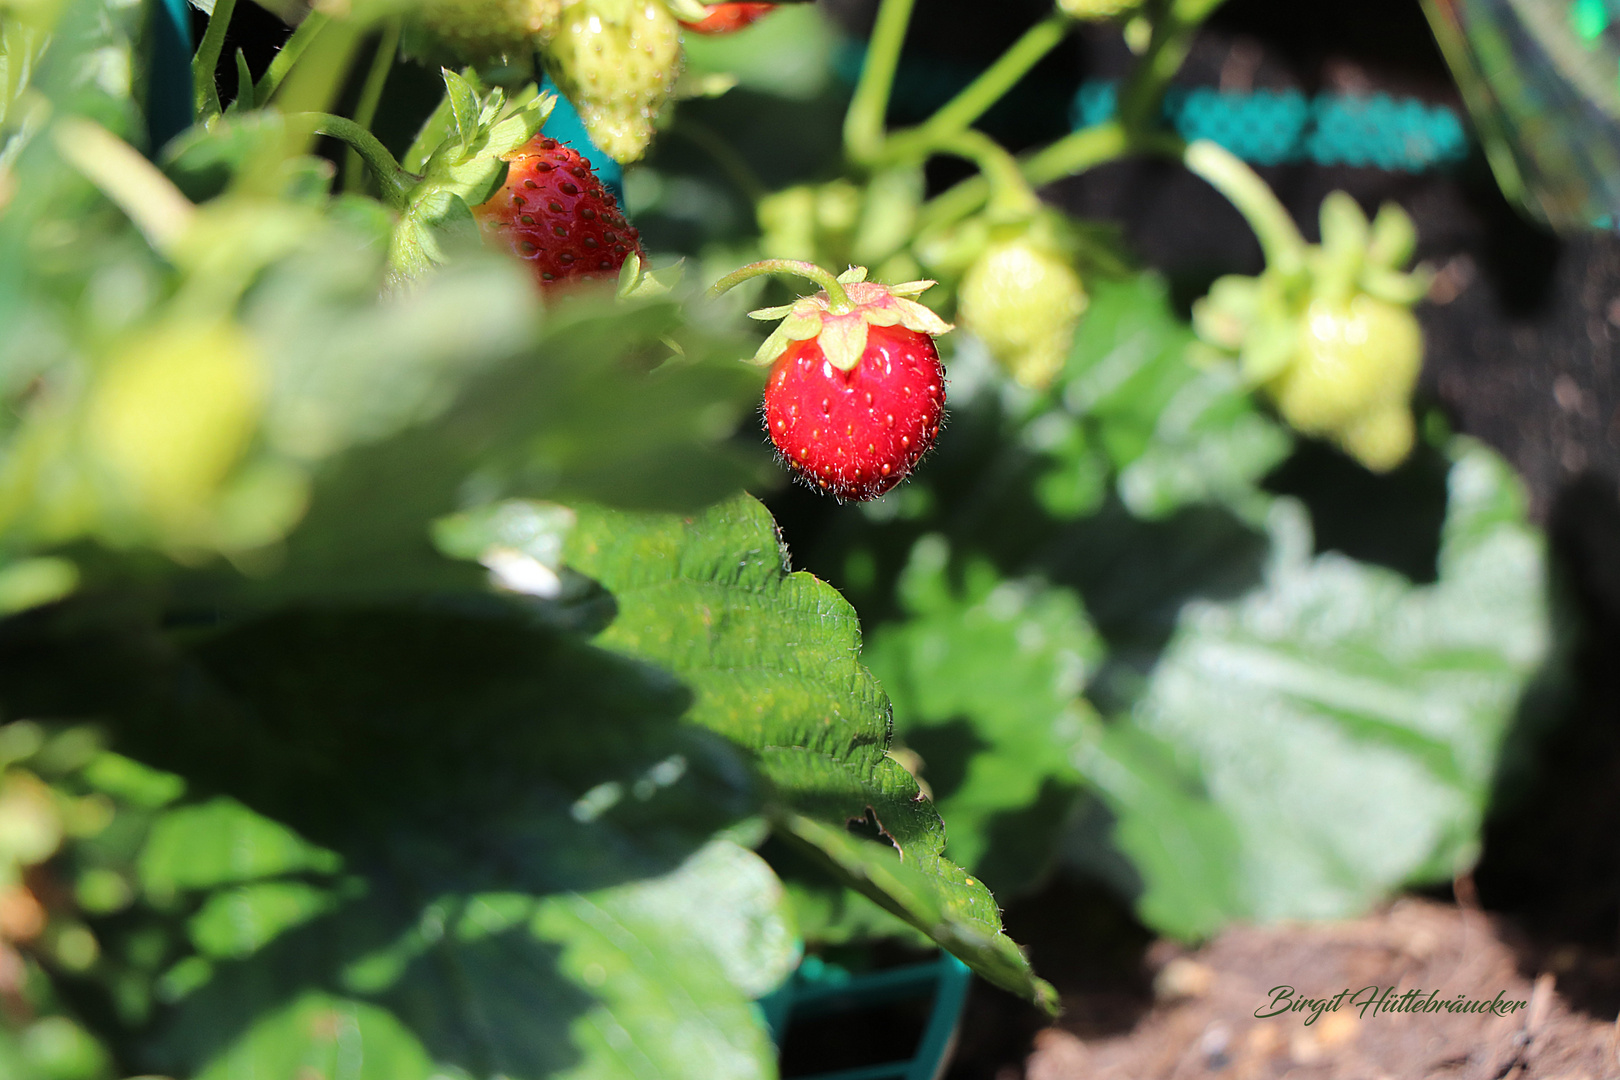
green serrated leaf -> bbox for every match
[563,495,1055,1009]
[1079,438,1558,932]
[865,534,1104,894]
[139,798,343,900]
[2,602,787,1080]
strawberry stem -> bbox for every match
[882,14,1071,166]
[303,113,419,211]
[708,260,855,312]
[934,130,1039,220]
[1182,138,1307,279]
[843,0,917,165]
[344,20,401,196]
[1116,0,1230,134]
[192,0,237,121]
[51,118,196,257]
[253,11,330,108]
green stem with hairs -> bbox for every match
[843,0,918,164]
[253,10,329,107]
[708,260,854,312]
[302,113,418,210]
[344,20,401,194]
[1181,138,1306,276]
[883,14,1071,164]
[192,0,238,120]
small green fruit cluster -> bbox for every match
[918,208,1090,391]
[1193,192,1431,472]
[956,214,1088,390]
[407,0,694,163]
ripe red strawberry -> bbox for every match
[472,135,644,289]
[756,276,950,501]
[679,1,776,33]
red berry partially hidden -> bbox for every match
[473,135,644,290]
[756,277,950,501]
[679,1,776,33]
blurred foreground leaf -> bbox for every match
[0,606,793,1079]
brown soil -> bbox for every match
[1017,899,1618,1080]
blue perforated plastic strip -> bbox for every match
[1073,80,1471,172]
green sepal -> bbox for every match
[617,253,686,300]
[751,309,823,367]
[1359,265,1433,306]
[387,76,555,283]
[1366,201,1418,269]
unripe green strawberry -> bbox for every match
[1192,191,1431,472]
[405,0,563,64]
[1265,295,1422,437]
[543,0,683,164]
[1337,403,1415,474]
[958,232,1087,390]
[87,319,263,537]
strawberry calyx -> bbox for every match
[741,266,952,372]
[679,1,777,33]
[1190,191,1432,472]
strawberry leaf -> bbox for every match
[1050,273,1293,520]
[864,534,1105,895]
[441,67,480,147]
[389,82,554,283]
[0,606,794,1080]
[563,495,1057,1011]
[1075,438,1558,935]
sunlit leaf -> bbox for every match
[1078,438,1556,933]
[564,494,1056,1010]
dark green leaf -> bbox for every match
[865,533,1104,894]
[564,495,1056,1010]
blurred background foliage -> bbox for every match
[0,0,1573,1074]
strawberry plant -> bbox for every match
[0,0,1567,1073]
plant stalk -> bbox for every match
[192,0,239,121]
[344,20,401,195]
[937,129,1039,219]
[1181,138,1306,276]
[1117,0,1229,135]
[708,260,855,311]
[303,113,418,210]
[843,0,918,165]
[253,10,330,107]
[913,120,1130,234]
[884,14,1070,164]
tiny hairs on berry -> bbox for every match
[753,276,952,501]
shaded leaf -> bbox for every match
[865,534,1104,894]
[1053,274,1291,519]
[1078,438,1556,931]
[564,494,1055,1009]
